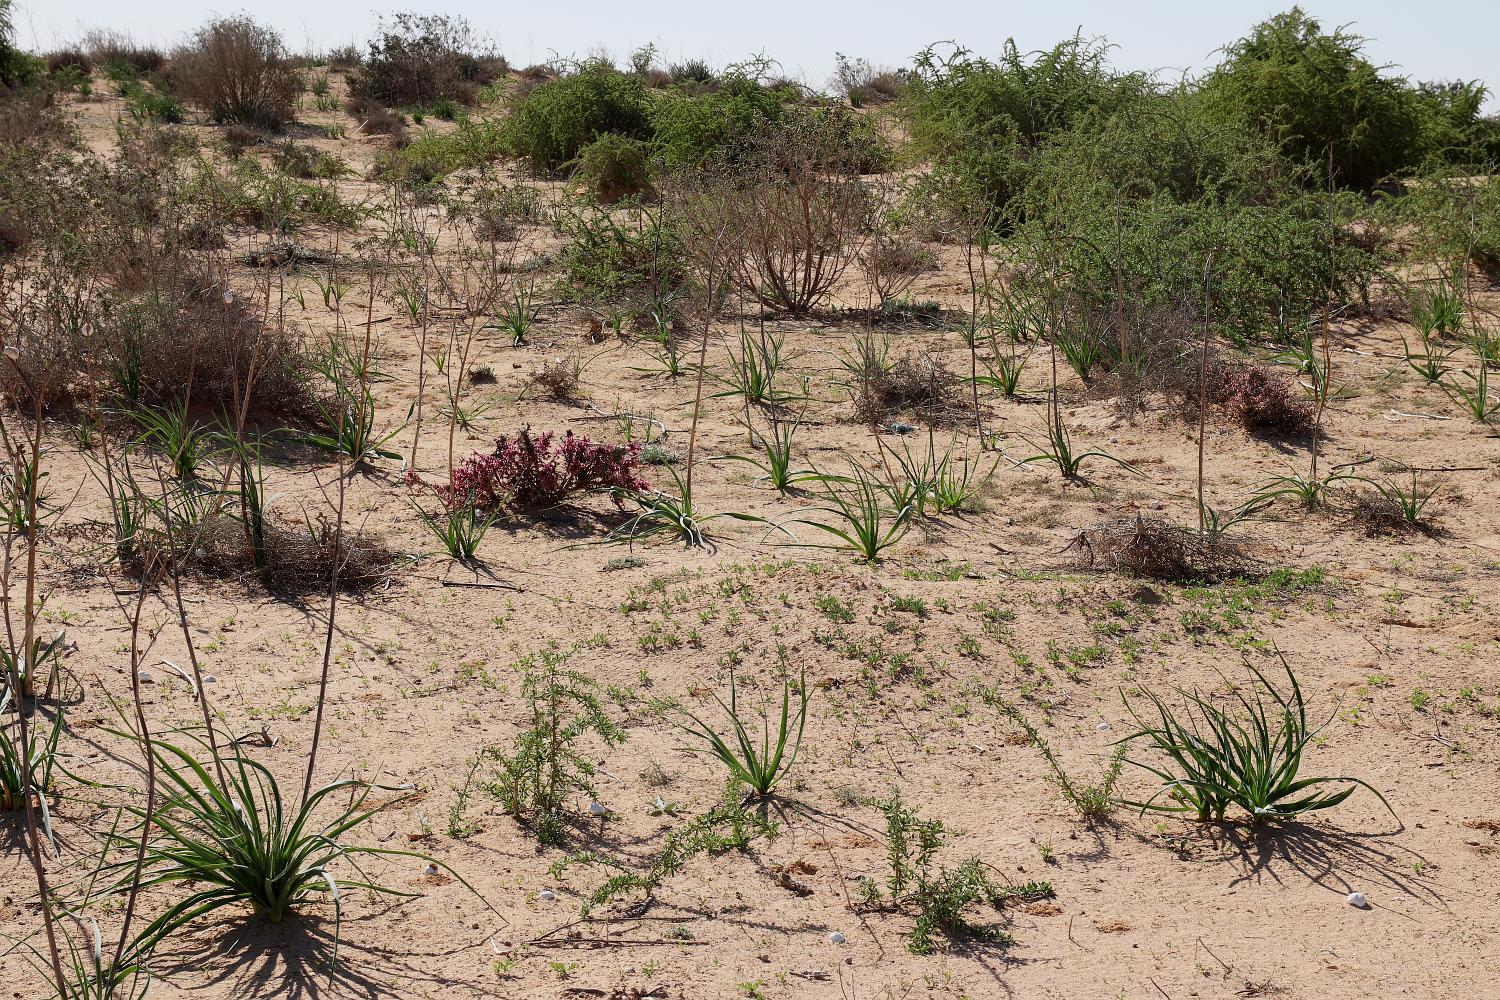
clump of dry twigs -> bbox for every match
[1067,514,1254,582]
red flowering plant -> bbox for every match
[419,428,650,513]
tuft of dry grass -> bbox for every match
[192,515,398,594]
[1067,515,1253,582]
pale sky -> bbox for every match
[14,1,1498,111]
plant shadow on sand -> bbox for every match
[1199,819,1443,906]
[151,907,471,1000]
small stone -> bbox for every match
[137,670,154,684]
[423,862,439,876]
[537,889,557,902]
[203,674,218,685]
[827,931,846,945]
[1347,892,1368,909]
[588,801,607,816]
[1096,722,1110,731]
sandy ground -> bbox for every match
[2,73,1498,1000]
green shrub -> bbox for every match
[649,75,793,169]
[377,117,505,182]
[899,35,1150,215]
[556,201,684,300]
[573,133,652,202]
[1200,8,1484,190]
[503,63,650,173]
[489,644,626,845]
[1007,88,1385,345]
[0,1,40,87]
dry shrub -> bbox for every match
[524,355,584,400]
[45,49,93,75]
[0,307,85,407]
[94,271,312,416]
[222,123,260,158]
[849,347,965,425]
[670,110,872,314]
[83,31,165,73]
[193,514,396,593]
[350,13,501,107]
[861,230,934,306]
[326,45,363,70]
[1220,365,1313,434]
[346,95,408,142]
[0,89,65,149]
[0,207,27,253]
[1068,515,1252,582]
[834,55,906,106]
[173,16,301,129]
[1342,491,1438,538]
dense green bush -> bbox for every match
[899,36,1150,216]
[0,0,41,87]
[649,75,794,169]
[503,63,650,173]
[574,133,652,202]
[1199,8,1483,190]
[1009,88,1385,346]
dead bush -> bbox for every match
[191,513,397,593]
[346,95,408,143]
[92,270,312,416]
[861,230,934,306]
[83,31,165,74]
[173,16,301,129]
[843,336,965,425]
[1068,515,1253,582]
[671,110,872,315]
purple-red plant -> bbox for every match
[1221,366,1314,435]
[436,428,649,511]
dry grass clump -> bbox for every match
[346,95,408,143]
[172,17,302,129]
[93,271,312,416]
[848,345,967,425]
[188,515,397,593]
[83,30,165,73]
[1068,515,1253,582]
